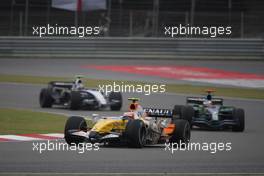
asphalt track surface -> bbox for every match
[0,59,264,173]
[1,59,264,86]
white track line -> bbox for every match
[0,133,64,142]
[41,133,64,138]
[0,135,42,141]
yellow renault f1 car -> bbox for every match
[64,98,191,148]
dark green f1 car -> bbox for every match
[173,90,245,132]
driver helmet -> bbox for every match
[203,100,212,107]
[206,94,212,100]
[74,78,84,90]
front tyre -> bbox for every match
[125,119,146,148]
[64,116,87,145]
[232,108,245,132]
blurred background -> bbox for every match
[0,0,263,38]
[0,0,263,60]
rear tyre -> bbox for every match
[39,88,53,108]
[232,108,245,132]
[64,116,87,145]
[173,105,183,122]
[181,106,194,125]
[169,119,191,146]
[125,119,146,148]
[69,91,82,110]
[109,92,122,111]
[173,105,193,125]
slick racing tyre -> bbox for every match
[64,116,87,145]
[232,108,245,132]
[125,119,146,148]
[181,106,194,125]
[173,105,183,121]
[173,105,194,125]
[169,119,191,146]
[69,91,82,110]
[109,91,122,111]
[39,88,54,108]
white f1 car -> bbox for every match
[39,76,122,110]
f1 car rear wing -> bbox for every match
[143,108,173,118]
[49,81,74,89]
[186,97,223,105]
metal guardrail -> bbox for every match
[0,37,263,60]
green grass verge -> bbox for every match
[0,108,94,135]
[0,74,263,99]
[0,108,66,135]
